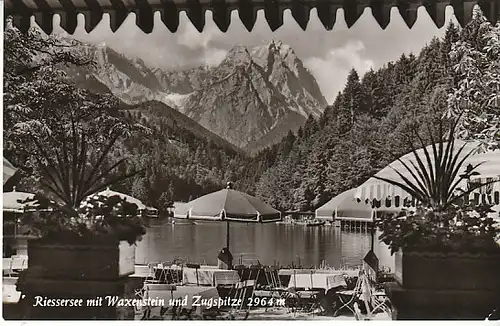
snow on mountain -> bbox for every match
[67,40,328,152]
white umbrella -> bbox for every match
[315,188,408,221]
[463,151,500,204]
[489,204,500,221]
[3,187,36,213]
[84,188,147,210]
[174,186,281,223]
[489,205,500,246]
[175,183,281,269]
[354,140,486,206]
[3,157,17,184]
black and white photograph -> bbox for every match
[2,0,500,321]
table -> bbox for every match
[154,265,183,284]
[287,273,347,292]
[131,265,152,278]
[183,268,239,286]
[279,268,359,277]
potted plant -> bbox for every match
[4,23,149,281]
[17,120,148,280]
[375,119,500,318]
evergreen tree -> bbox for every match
[339,69,363,132]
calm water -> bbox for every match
[136,219,395,270]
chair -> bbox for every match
[155,263,166,283]
[137,283,177,320]
[281,288,300,313]
[4,256,27,277]
[186,263,201,286]
[214,270,240,287]
[3,258,13,276]
[133,282,150,319]
[145,262,161,284]
[266,269,293,308]
[353,302,363,320]
[225,279,255,319]
[334,269,392,319]
[333,271,364,317]
[261,267,289,306]
[166,263,183,285]
[221,267,260,319]
[358,271,392,319]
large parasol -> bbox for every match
[316,188,412,254]
[3,187,36,213]
[354,140,484,207]
[315,188,408,222]
[462,150,500,204]
[174,182,281,268]
[3,157,17,185]
[84,187,147,210]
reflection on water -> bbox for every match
[136,220,394,270]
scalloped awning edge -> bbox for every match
[4,0,500,34]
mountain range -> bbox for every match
[68,40,328,153]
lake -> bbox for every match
[136,219,396,271]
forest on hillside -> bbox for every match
[4,11,499,213]
[3,21,250,210]
[248,11,499,211]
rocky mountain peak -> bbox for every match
[67,39,328,153]
[251,39,295,69]
[268,39,294,57]
[222,44,253,67]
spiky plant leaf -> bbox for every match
[374,119,494,211]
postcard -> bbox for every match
[3,0,500,322]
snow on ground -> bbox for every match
[159,92,191,111]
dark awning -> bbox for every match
[4,0,500,34]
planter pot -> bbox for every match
[389,249,500,319]
[27,239,135,281]
[395,249,500,291]
[385,281,500,320]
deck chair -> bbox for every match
[263,267,280,289]
[230,279,256,319]
[262,267,289,307]
[222,269,259,320]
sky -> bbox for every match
[50,6,460,104]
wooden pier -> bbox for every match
[283,211,374,232]
[283,211,315,219]
[337,217,374,232]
